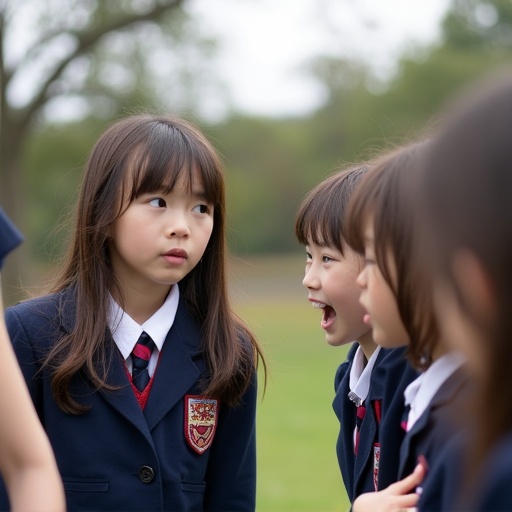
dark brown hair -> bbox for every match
[417,70,512,478]
[344,142,438,369]
[295,165,370,252]
[46,114,264,413]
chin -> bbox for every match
[326,336,350,347]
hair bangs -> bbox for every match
[295,196,344,252]
[125,120,223,208]
[296,165,369,254]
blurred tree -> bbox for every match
[10,0,512,299]
[306,0,512,165]
[0,0,221,302]
[207,114,340,254]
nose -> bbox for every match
[356,267,366,289]
[167,212,191,238]
[302,264,319,290]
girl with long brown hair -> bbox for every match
[416,69,512,511]
[1,114,264,511]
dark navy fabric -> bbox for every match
[422,430,512,512]
[398,366,469,478]
[333,344,417,502]
[400,366,470,511]
[474,433,512,512]
[0,208,23,269]
[1,287,257,511]
[417,432,466,512]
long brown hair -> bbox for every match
[417,70,512,480]
[344,142,438,369]
[46,114,264,414]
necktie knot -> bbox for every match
[131,332,155,392]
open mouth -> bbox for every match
[312,302,337,330]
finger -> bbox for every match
[394,492,420,509]
[387,464,426,495]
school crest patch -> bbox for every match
[185,395,219,454]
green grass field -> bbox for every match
[230,254,351,512]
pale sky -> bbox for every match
[5,0,453,121]
[187,0,452,117]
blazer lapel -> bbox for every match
[353,349,386,490]
[335,364,356,499]
[98,350,153,438]
[58,287,154,439]
[143,298,203,431]
[398,408,430,477]
[397,367,466,477]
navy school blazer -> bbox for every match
[424,431,512,511]
[333,344,418,502]
[417,431,466,512]
[2,288,257,512]
[398,365,469,479]
[399,365,470,511]
[474,433,512,511]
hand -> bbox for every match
[352,463,426,512]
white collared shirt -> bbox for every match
[348,345,382,407]
[107,284,180,377]
[403,351,465,431]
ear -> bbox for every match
[451,249,496,324]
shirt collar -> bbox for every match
[348,345,382,406]
[404,351,465,430]
[108,284,180,361]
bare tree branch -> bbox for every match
[12,0,183,131]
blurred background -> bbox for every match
[1,0,511,509]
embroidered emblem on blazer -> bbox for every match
[185,395,219,454]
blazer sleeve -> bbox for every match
[203,373,257,511]
[4,304,45,414]
[0,208,23,269]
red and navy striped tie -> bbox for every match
[354,404,366,455]
[131,332,155,392]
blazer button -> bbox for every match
[138,466,155,484]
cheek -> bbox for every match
[434,289,485,376]
[367,272,389,307]
[201,222,214,248]
[369,275,409,345]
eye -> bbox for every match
[192,204,210,214]
[305,250,312,261]
[149,198,166,208]
[322,255,334,263]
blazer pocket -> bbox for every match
[63,480,109,493]
[181,482,206,493]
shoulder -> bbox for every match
[5,289,73,334]
[371,347,417,408]
[375,347,418,384]
[378,346,408,367]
